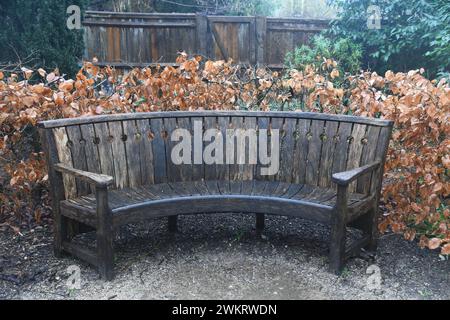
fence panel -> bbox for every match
[82,11,330,70]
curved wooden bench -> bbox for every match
[39,111,393,280]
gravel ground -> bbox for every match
[0,213,449,300]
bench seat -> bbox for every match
[60,180,374,228]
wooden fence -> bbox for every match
[83,11,330,70]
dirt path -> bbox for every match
[1,214,449,300]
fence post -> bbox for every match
[255,16,267,65]
[196,13,209,58]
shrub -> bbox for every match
[327,0,450,78]
[285,35,363,76]
[0,0,86,77]
[0,55,448,254]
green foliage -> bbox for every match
[327,0,450,78]
[425,0,450,78]
[285,35,362,75]
[0,0,86,77]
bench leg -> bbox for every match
[256,213,265,234]
[97,231,114,281]
[329,219,347,274]
[329,185,348,274]
[168,215,178,233]
[363,203,379,252]
[54,215,69,258]
[96,187,114,281]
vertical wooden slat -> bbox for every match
[136,119,154,185]
[217,116,230,182]
[108,121,129,189]
[196,13,208,57]
[357,125,381,194]
[163,117,181,183]
[255,117,270,181]
[243,117,256,181]
[229,116,244,184]
[80,124,101,174]
[279,117,296,183]
[370,126,392,193]
[122,120,142,188]
[106,27,114,62]
[248,19,256,64]
[150,118,167,184]
[113,27,121,62]
[65,125,89,196]
[93,122,115,186]
[175,117,193,182]
[269,117,284,182]
[305,120,325,186]
[346,124,367,192]
[255,16,267,65]
[79,124,101,194]
[292,118,310,184]
[191,116,204,181]
[203,116,218,181]
[318,121,339,188]
[53,127,77,199]
[331,122,353,179]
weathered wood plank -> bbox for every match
[243,117,256,181]
[346,124,367,192]
[217,116,230,181]
[229,116,244,181]
[40,111,393,129]
[136,119,155,185]
[163,117,181,183]
[279,118,296,183]
[122,120,142,188]
[318,121,339,188]
[65,125,90,196]
[176,117,193,182]
[80,124,101,176]
[93,122,116,186]
[203,116,219,181]
[191,116,204,181]
[108,121,128,189]
[53,127,77,198]
[150,118,167,183]
[255,117,269,181]
[305,120,325,186]
[357,125,381,194]
[291,119,308,184]
[268,117,283,182]
[331,122,353,180]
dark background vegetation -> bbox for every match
[1,0,449,79]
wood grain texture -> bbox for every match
[53,127,77,199]
[305,120,324,186]
[346,124,367,192]
[39,111,393,129]
[318,121,339,188]
[65,125,90,196]
[108,121,128,189]
[54,163,114,187]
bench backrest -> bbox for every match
[39,111,393,199]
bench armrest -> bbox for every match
[54,163,114,188]
[332,161,381,186]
